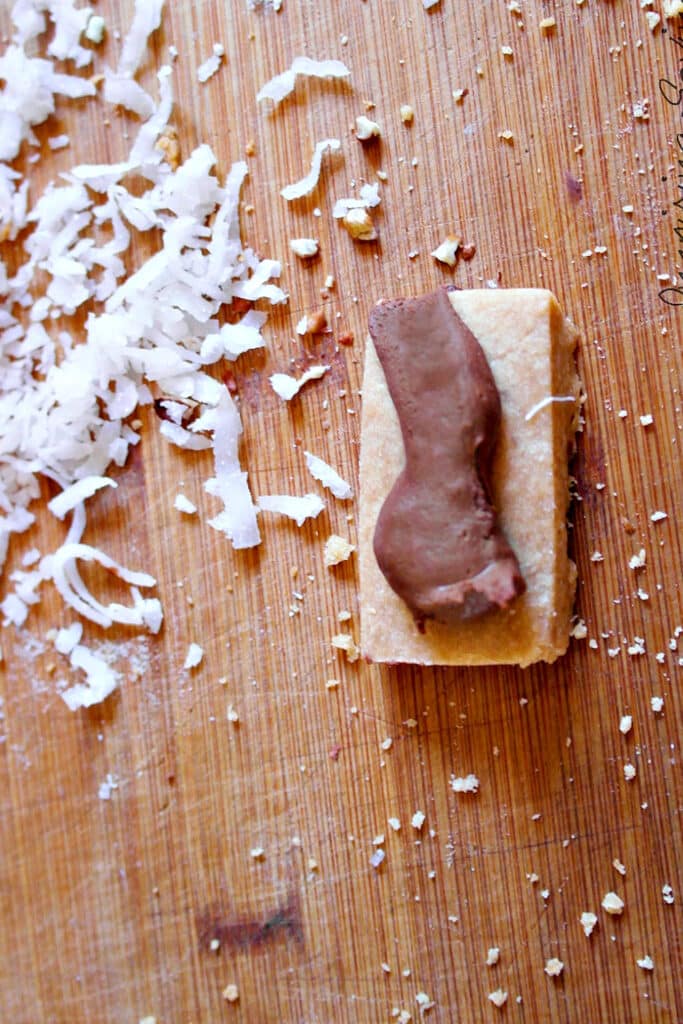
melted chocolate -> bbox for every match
[369,287,525,625]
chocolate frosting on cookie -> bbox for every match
[368,286,525,626]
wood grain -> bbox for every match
[1,1,682,1022]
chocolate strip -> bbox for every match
[368,287,525,626]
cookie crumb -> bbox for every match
[355,115,381,141]
[488,988,508,1008]
[324,534,355,567]
[602,891,624,915]
[342,207,377,241]
[331,633,360,662]
[544,958,564,977]
[222,983,239,1002]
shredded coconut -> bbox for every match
[184,642,203,669]
[104,0,166,117]
[0,1,287,706]
[55,622,82,655]
[257,493,325,527]
[174,494,197,515]
[48,476,117,520]
[280,138,341,200]
[524,394,576,422]
[201,394,262,549]
[197,47,224,84]
[270,365,329,400]
[304,450,353,499]
[61,644,120,710]
[333,182,381,218]
[256,56,351,106]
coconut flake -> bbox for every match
[174,494,197,515]
[257,493,325,527]
[85,15,106,46]
[118,0,165,76]
[332,182,381,218]
[184,642,203,669]
[1,593,28,627]
[524,395,576,422]
[61,643,120,710]
[197,52,223,83]
[55,621,83,655]
[201,393,261,549]
[103,74,155,119]
[48,476,117,520]
[103,0,166,117]
[431,237,460,267]
[214,310,268,360]
[68,159,139,192]
[450,773,480,793]
[257,56,351,106]
[48,134,70,150]
[270,365,329,400]
[44,543,159,630]
[280,138,341,201]
[159,421,213,451]
[0,44,96,162]
[304,450,353,499]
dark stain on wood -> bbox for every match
[565,171,583,202]
[196,888,303,953]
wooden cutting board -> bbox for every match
[2,1,682,1021]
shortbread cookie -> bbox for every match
[359,287,580,667]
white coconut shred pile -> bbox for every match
[0,0,289,708]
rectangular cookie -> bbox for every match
[359,288,580,668]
